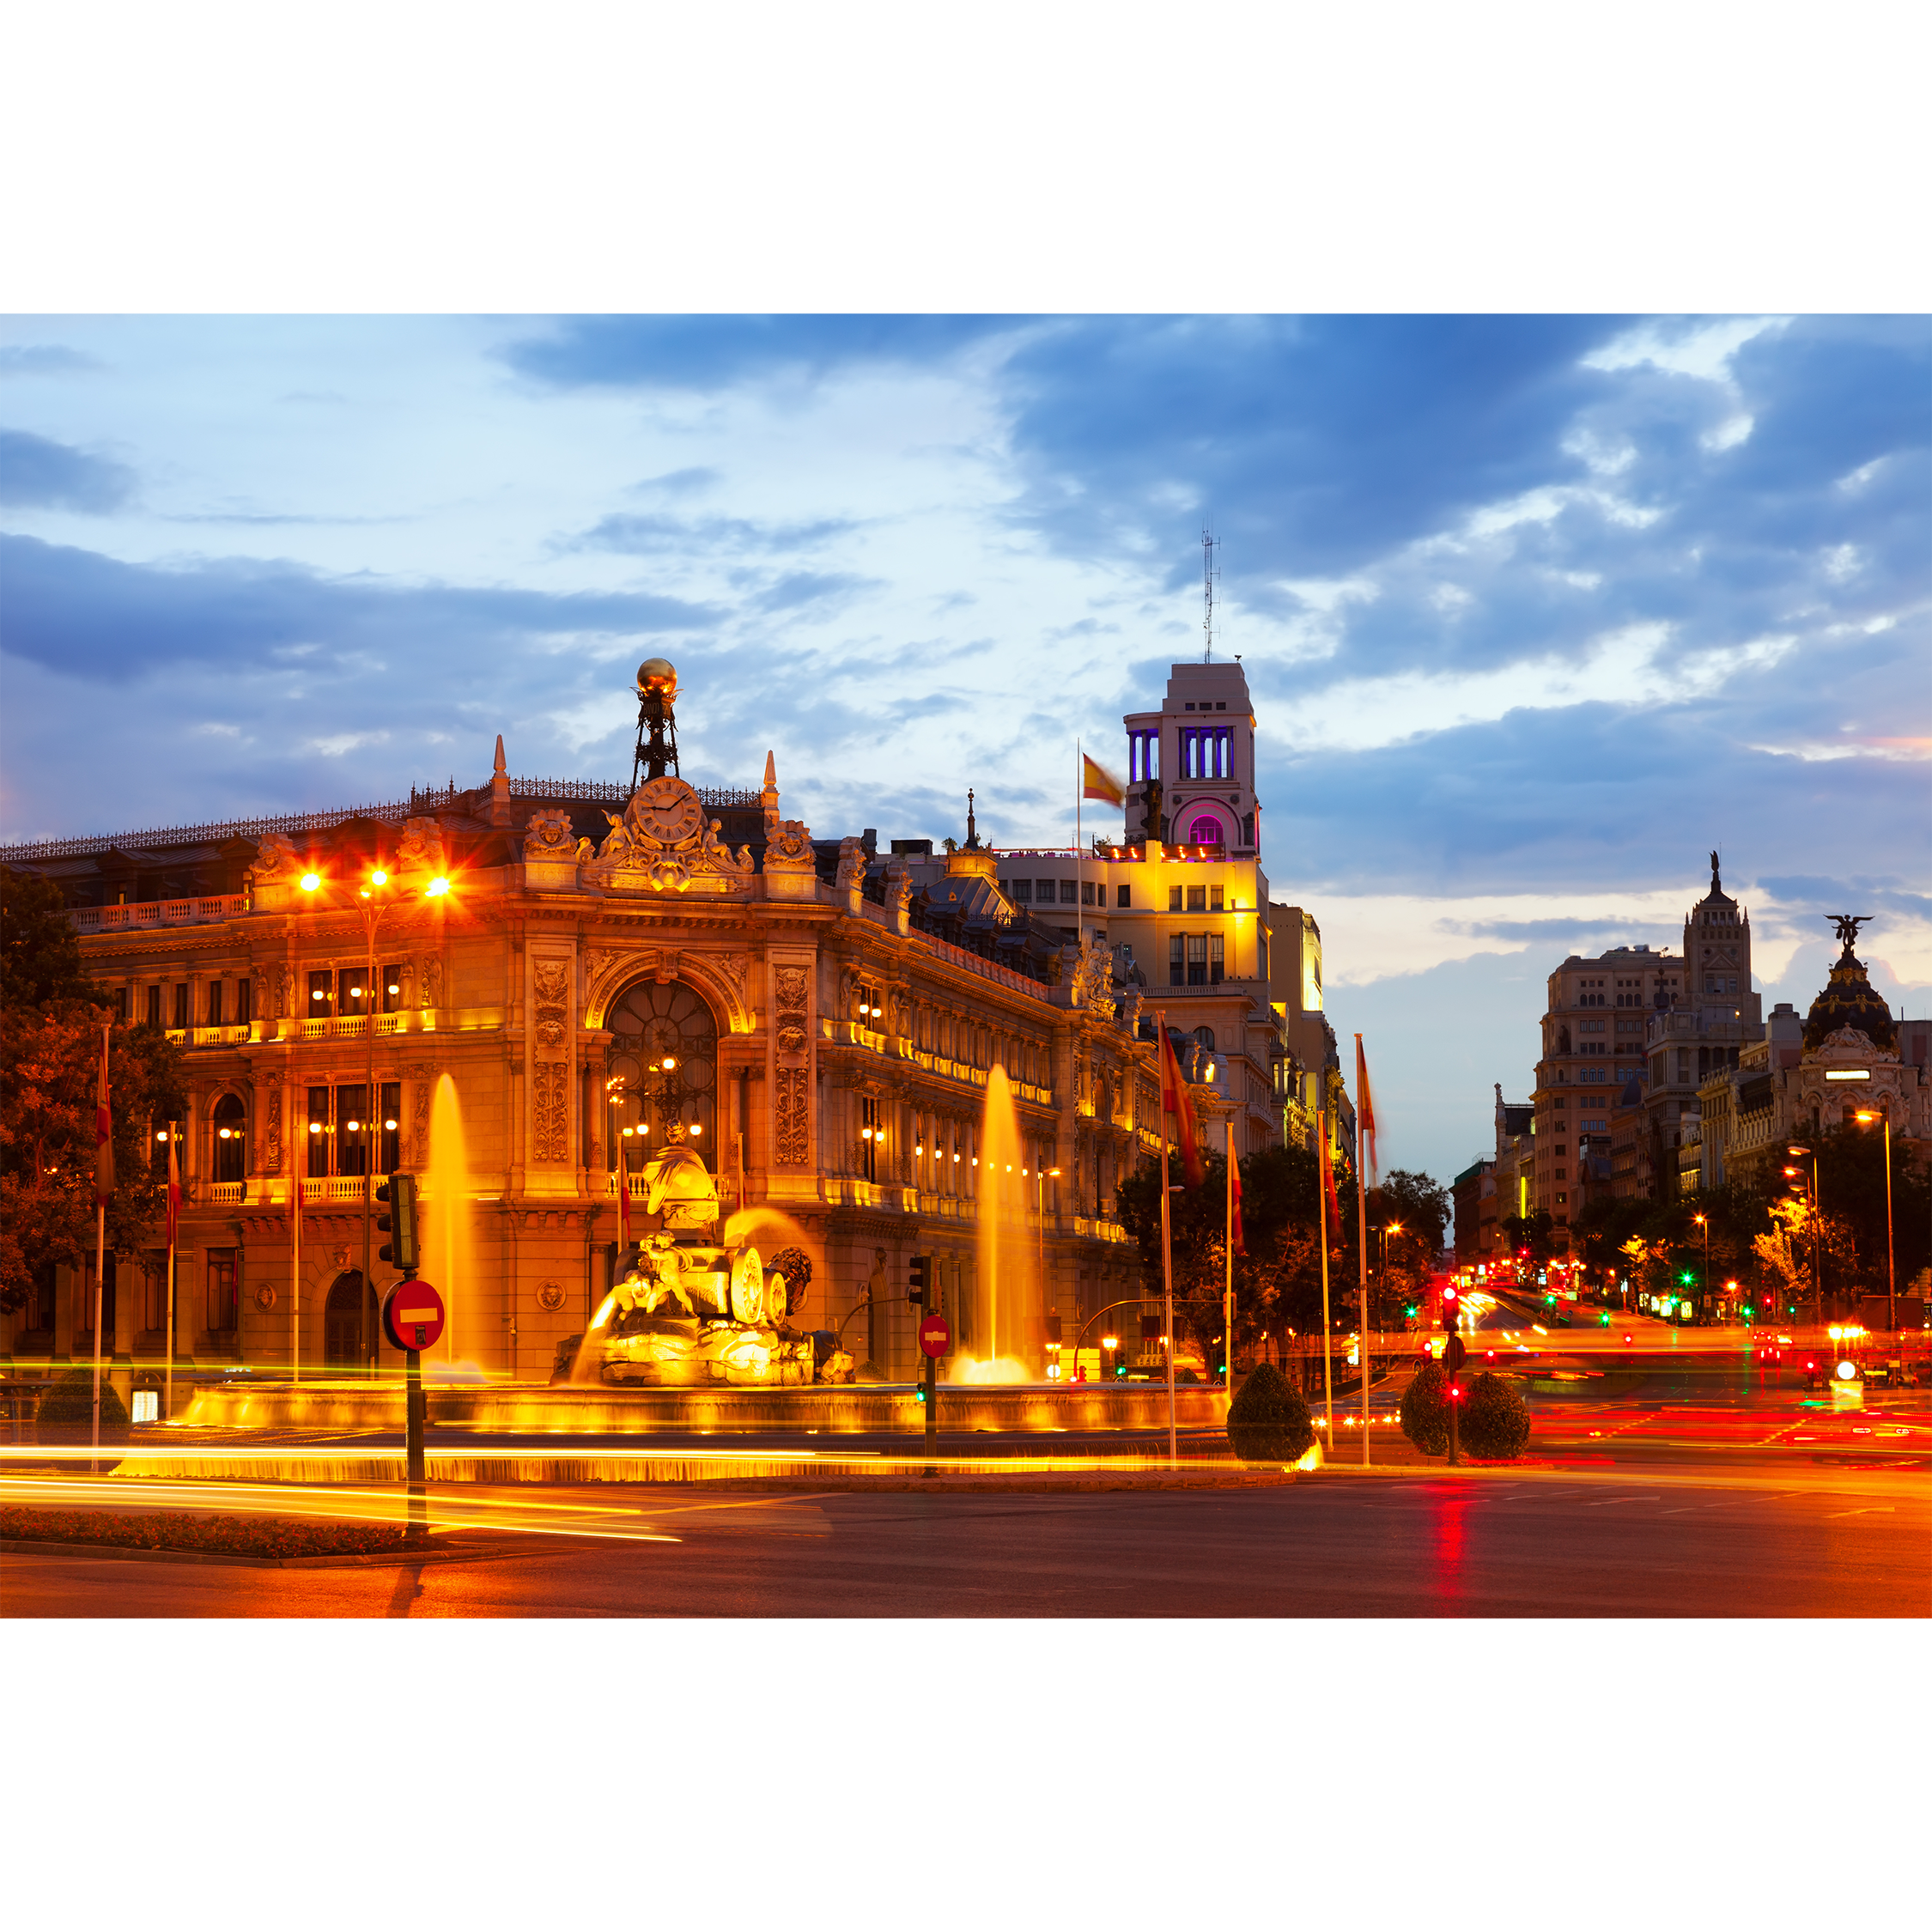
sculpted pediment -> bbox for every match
[583,776,755,896]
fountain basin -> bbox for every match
[180,1378,1231,1435]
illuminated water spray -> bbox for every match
[423,1072,473,1364]
[957,1064,1034,1384]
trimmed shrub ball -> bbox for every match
[1400,1359,1450,1456]
[1460,1370,1532,1460]
[36,1370,129,1431]
[1226,1362,1315,1464]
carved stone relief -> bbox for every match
[523,809,578,860]
[262,1087,282,1175]
[775,1066,811,1166]
[582,775,754,894]
[532,1064,569,1162]
[775,966,810,1056]
[252,832,297,881]
[398,817,447,875]
[532,958,569,1050]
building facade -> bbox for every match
[5,657,1343,1404]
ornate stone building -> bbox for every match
[6,659,1317,1402]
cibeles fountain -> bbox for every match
[573,1119,835,1388]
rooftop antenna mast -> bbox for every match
[1201,524,1219,663]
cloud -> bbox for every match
[746,569,879,615]
[560,510,858,556]
[0,533,720,681]
[627,466,720,497]
[0,428,136,512]
[501,316,1020,392]
[0,345,101,377]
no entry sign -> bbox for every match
[918,1312,951,1358]
[384,1279,446,1353]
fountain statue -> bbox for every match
[576,1123,823,1387]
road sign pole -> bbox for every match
[924,1352,937,1476]
[405,1344,427,1538]
[1448,1373,1460,1467]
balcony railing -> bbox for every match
[71,894,249,933]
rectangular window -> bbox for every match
[308,1085,331,1177]
[1186,885,1206,913]
[207,980,224,1028]
[235,975,252,1025]
[382,963,404,1013]
[339,968,368,1016]
[173,983,188,1030]
[1169,935,1185,986]
[1169,885,1182,912]
[144,984,161,1027]
[1036,878,1057,902]
[115,985,131,1022]
[1116,884,1131,908]
[1011,878,1031,902]
[1179,726,1233,780]
[1241,812,1255,846]
[380,1081,401,1174]
[1188,934,1208,985]
[1081,882,1095,906]
[207,1249,239,1334]
[143,1256,168,1334]
[1059,879,1078,904]
[337,1084,369,1177]
[1209,933,1224,984]
[1209,885,1224,912]
[307,969,332,1016]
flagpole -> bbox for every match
[93,1020,109,1472]
[1355,1035,1371,1468]
[1318,1107,1334,1449]
[1157,1006,1176,1465]
[291,1157,301,1384]
[165,1120,178,1425]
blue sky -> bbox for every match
[3,314,1926,1186]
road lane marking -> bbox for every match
[1824,1506,1897,1518]
[1586,1496,1662,1505]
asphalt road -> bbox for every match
[8,1462,1927,1617]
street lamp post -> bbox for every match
[1692,1212,1709,1321]
[1852,1108,1896,1333]
[301,861,448,1380]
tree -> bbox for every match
[0,870,185,1314]
[1502,1209,1558,1267]
[2,866,98,1010]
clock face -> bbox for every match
[631,777,702,848]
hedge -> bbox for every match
[35,1370,129,1430]
[1460,1370,1532,1460]
[1226,1362,1315,1464]
[1400,1359,1450,1456]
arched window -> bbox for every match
[212,1093,246,1182]
[1188,813,1225,847]
[1194,1025,1216,1051]
[606,980,720,1169]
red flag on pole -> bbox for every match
[1158,1027,1204,1187]
[1081,753,1127,806]
[617,1151,632,1251]
[1228,1136,1246,1256]
[1320,1121,1343,1234]
[1355,1036,1377,1183]
[165,1127,181,1250]
[94,1025,114,1206]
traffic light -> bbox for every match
[906,1253,932,1307]
[376,1172,419,1272]
[1679,1271,1694,1285]
[1441,1285,1459,1331]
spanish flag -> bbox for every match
[1355,1034,1377,1182]
[1228,1138,1246,1256]
[94,1024,114,1206]
[1158,1026,1204,1187]
[165,1127,181,1251]
[1081,753,1126,806]
[1319,1118,1343,1235]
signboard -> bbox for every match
[1443,1334,1468,1373]
[383,1279,446,1353]
[918,1312,951,1359]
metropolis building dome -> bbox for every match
[1803,915,1897,1052]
